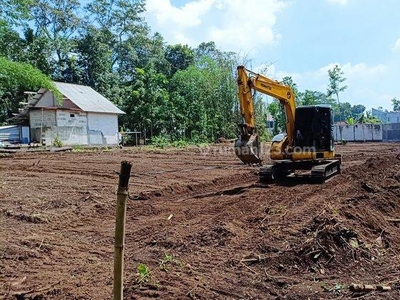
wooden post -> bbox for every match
[40,107,44,145]
[113,161,132,300]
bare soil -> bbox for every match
[1,143,400,300]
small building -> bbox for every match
[372,108,400,124]
[18,82,125,146]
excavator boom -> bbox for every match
[235,66,295,165]
[235,66,262,165]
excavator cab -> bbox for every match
[293,106,334,152]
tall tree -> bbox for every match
[76,27,114,90]
[350,104,366,119]
[391,97,400,111]
[29,0,82,80]
[327,64,347,123]
[0,26,24,60]
[168,52,237,142]
[0,0,32,27]
[122,67,170,138]
[84,0,147,72]
[0,0,32,61]
[297,90,329,106]
[84,0,145,40]
[165,44,195,77]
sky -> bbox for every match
[144,0,400,111]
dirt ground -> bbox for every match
[1,142,400,300]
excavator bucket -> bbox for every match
[234,134,262,165]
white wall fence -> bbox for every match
[334,123,400,142]
[382,123,400,141]
[334,124,382,142]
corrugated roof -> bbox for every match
[53,82,125,114]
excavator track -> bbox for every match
[310,159,341,183]
[259,159,341,183]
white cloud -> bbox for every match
[316,62,387,79]
[145,0,288,53]
[392,38,400,52]
[146,0,213,28]
[326,0,348,5]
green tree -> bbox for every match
[327,64,347,124]
[84,0,148,74]
[77,27,115,89]
[0,0,32,61]
[335,101,352,123]
[267,101,285,136]
[350,104,366,119]
[357,111,381,124]
[0,0,32,27]
[0,26,24,60]
[165,44,195,77]
[392,97,400,111]
[297,90,328,106]
[264,76,298,136]
[169,52,237,142]
[122,67,170,138]
[0,57,58,123]
[29,0,82,79]
[84,0,146,40]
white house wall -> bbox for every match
[372,109,400,124]
[55,111,88,145]
[87,112,119,145]
[30,109,88,145]
[29,109,56,144]
[30,109,56,128]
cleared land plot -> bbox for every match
[1,143,400,299]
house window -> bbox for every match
[70,113,75,118]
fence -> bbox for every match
[334,123,400,142]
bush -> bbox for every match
[171,139,188,148]
[53,137,63,147]
[151,135,170,148]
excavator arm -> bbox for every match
[235,65,296,164]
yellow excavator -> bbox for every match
[234,65,341,182]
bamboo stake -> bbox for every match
[350,283,391,292]
[113,161,132,300]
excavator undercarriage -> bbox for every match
[259,157,341,183]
